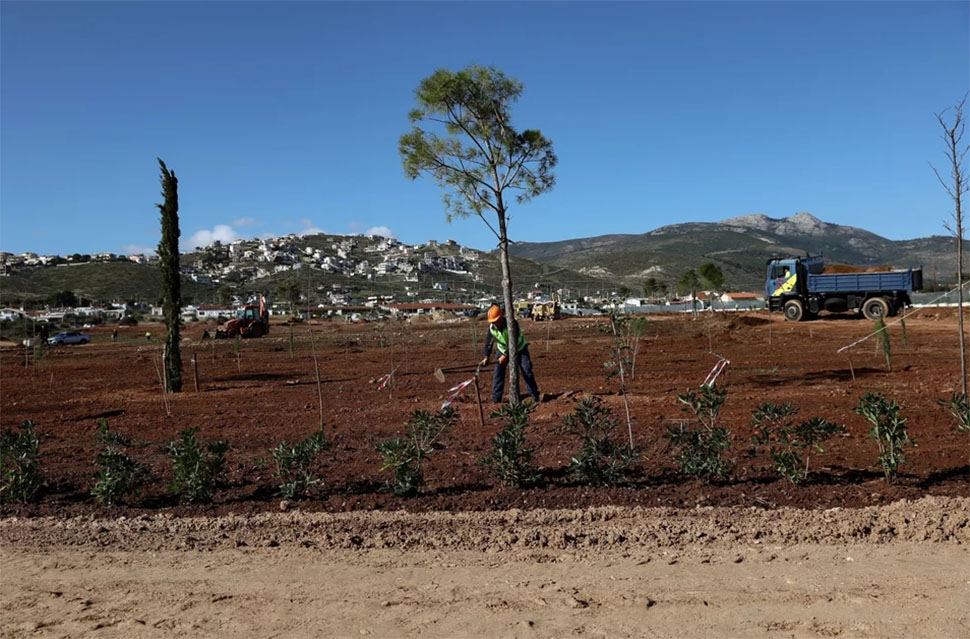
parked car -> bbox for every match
[48,331,91,346]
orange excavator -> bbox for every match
[215,296,270,339]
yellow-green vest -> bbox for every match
[489,325,527,354]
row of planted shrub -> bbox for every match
[0,420,327,506]
[2,389,968,506]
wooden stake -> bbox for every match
[473,372,486,428]
[847,353,856,382]
[192,353,200,392]
[309,328,325,433]
[314,362,325,431]
[151,355,171,416]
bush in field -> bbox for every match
[91,419,148,505]
[559,397,636,486]
[855,392,915,483]
[0,420,43,504]
[665,384,731,481]
[938,393,970,434]
[749,402,845,484]
[168,428,228,504]
[271,428,328,500]
[480,401,539,487]
[377,408,456,497]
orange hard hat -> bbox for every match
[487,305,503,323]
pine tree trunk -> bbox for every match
[157,159,182,393]
[497,205,520,406]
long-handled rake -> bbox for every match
[435,362,487,427]
[433,363,480,383]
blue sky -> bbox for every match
[1,1,967,256]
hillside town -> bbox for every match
[0,233,479,282]
[2,231,773,326]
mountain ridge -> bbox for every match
[509,212,959,291]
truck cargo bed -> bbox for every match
[807,268,922,294]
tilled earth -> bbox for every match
[1,310,966,516]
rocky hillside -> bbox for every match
[509,212,960,291]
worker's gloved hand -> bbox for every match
[479,358,489,367]
[498,355,508,365]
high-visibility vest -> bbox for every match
[489,325,527,354]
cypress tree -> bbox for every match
[156,158,182,392]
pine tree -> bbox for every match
[400,66,556,405]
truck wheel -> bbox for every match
[862,297,889,321]
[783,299,804,322]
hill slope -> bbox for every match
[0,262,216,306]
[509,212,959,291]
[1,254,612,306]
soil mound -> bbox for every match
[3,496,966,554]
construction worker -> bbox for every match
[480,304,540,404]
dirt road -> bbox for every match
[3,497,968,638]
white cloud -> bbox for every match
[121,244,156,256]
[297,218,325,236]
[188,224,240,249]
[233,217,258,227]
[365,226,395,238]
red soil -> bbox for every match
[1,310,967,517]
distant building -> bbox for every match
[382,302,476,317]
[0,308,23,321]
[196,305,235,321]
[720,292,763,303]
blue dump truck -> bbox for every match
[765,255,923,322]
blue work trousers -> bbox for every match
[492,345,540,403]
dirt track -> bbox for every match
[2,497,968,638]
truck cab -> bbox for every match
[765,258,798,299]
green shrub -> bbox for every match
[559,397,636,485]
[91,419,148,505]
[855,392,915,483]
[168,428,228,504]
[665,384,732,481]
[271,428,328,500]
[0,420,43,503]
[480,402,538,487]
[749,402,845,484]
[377,408,456,497]
[938,393,970,434]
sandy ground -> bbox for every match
[3,497,968,638]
